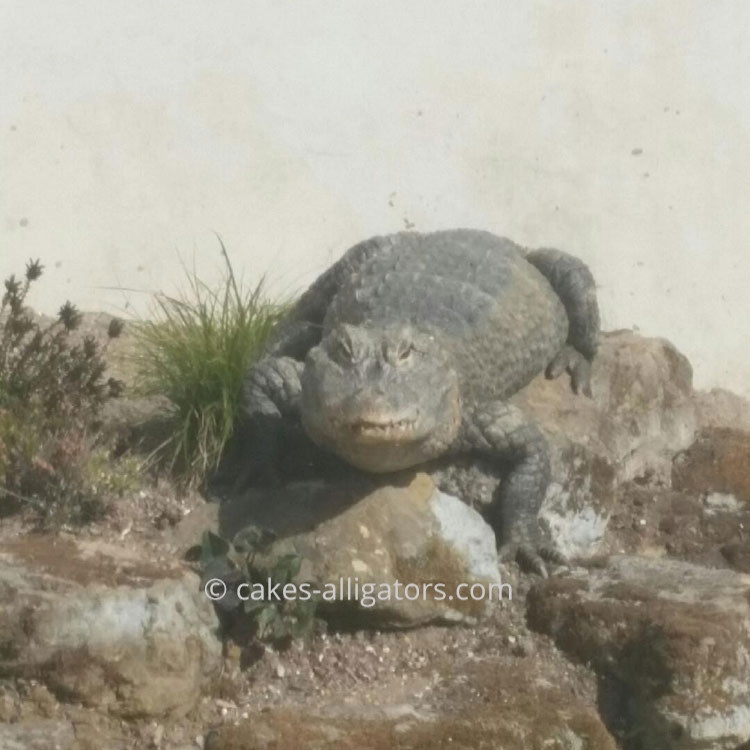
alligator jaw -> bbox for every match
[346,417,418,445]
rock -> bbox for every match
[210,710,612,749]
[600,480,750,568]
[672,428,750,504]
[536,444,617,560]
[167,498,220,556]
[208,663,616,749]
[0,691,17,723]
[218,474,505,627]
[694,388,750,433]
[509,331,698,558]
[527,555,750,749]
[518,330,697,483]
[720,543,750,573]
[0,534,221,718]
[0,721,76,750]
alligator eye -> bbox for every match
[397,342,414,361]
[383,340,414,364]
[330,335,354,364]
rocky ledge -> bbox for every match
[529,556,750,749]
[0,535,221,719]
[2,327,750,749]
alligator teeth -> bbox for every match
[349,418,415,435]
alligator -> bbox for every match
[241,229,600,574]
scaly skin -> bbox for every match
[240,229,600,575]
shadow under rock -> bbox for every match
[207,416,500,544]
[216,474,392,541]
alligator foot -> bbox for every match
[546,344,593,397]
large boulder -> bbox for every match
[216,473,504,628]
[509,331,698,558]
[517,330,697,483]
[0,534,221,719]
[527,555,750,749]
[207,662,616,750]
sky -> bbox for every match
[2,0,749,396]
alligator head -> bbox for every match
[300,324,461,472]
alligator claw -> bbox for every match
[516,545,549,578]
[546,345,593,398]
[538,545,568,567]
[498,542,568,578]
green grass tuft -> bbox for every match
[132,239,288,487]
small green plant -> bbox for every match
[199,527,318,647]
[0,259,124,522]
[132,240,287,487]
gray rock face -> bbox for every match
[0,721,76,750]
[527,555,750,749]
[218,474,505,627]
[0,536,221,718]
[509,330,698,558]
[516,330,697,484]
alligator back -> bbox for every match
[323,229,568,401]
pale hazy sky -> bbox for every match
[2,1,749,396]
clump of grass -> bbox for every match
[0,259,125,524]
[133,240,287,487]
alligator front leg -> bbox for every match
[244,355,304,421]
[455,401,559,577]
[227,355,304,489]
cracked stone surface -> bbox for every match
[0,535,221,719]
[528,555,750,749]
